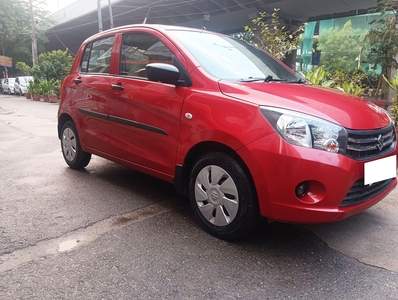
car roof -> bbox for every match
[85,24,214,42]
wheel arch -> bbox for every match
[58,113,74,140]
[174,141,257,200]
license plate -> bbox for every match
[364,155,397,185]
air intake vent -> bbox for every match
[340,178,394,207]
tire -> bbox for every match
[189,152,261,240]
[60,120,91,169]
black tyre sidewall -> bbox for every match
[189,152,260,240]
[61,121,91,169]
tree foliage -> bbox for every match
[244,8,304,60]
[383,72,398,123]
[367,0,398,98]
[15,62,32,75]
[317,20,368,73]
[0,0,53,73]
[38,50,73,81]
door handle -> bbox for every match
[111,84,124,91]
[73,78,82,84]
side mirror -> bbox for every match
[146,63,181,85]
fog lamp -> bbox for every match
[295,182,309,198]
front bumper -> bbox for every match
[238,132,398,223]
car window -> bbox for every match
[81,36,115,74]
[119,33,174,78]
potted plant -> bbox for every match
[49,79,60,103]
[26,80,33,99]
[40,79,51,102]
[30,79,42,101]
[300,66,334,87]
[337,81,363,97]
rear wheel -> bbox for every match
[61,121,91,169]
[189,152,261,240]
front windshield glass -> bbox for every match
[170,30,299,82]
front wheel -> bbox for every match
[61,121,91,169]
[189,152,261,240]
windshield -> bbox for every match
[170,30,299,82]
[20,77,33,84]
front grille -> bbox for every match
[345,123,396,160]
[340,178,394,207]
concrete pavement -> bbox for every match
[305,181,398,272]
[0,93,397,298]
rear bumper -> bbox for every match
[238,132,398,223]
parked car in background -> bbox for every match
[2,78,16,94]
[58,24,397,239]
[14,76,34,95]
[0,78,5,93]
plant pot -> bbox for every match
[42,95,49,102]
[25,93,32,99]
[32,93,41,101]
[48,95,58,103]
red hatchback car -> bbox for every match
[58,24,397,239]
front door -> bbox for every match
[73,35,114,154]
[108,32,187,176]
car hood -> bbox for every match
[218,81,391,130]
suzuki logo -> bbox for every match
[376,134,384,151]
[211,191,218,201]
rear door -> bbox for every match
[108,31,187,176]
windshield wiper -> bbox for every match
[239,77,264,82]
[295,78,307,84]
[264,75,287,83]
[239,76,287,82]
[283,78,308,84]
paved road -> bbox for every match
[0,94,397,299]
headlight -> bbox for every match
[260,106,347,153]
